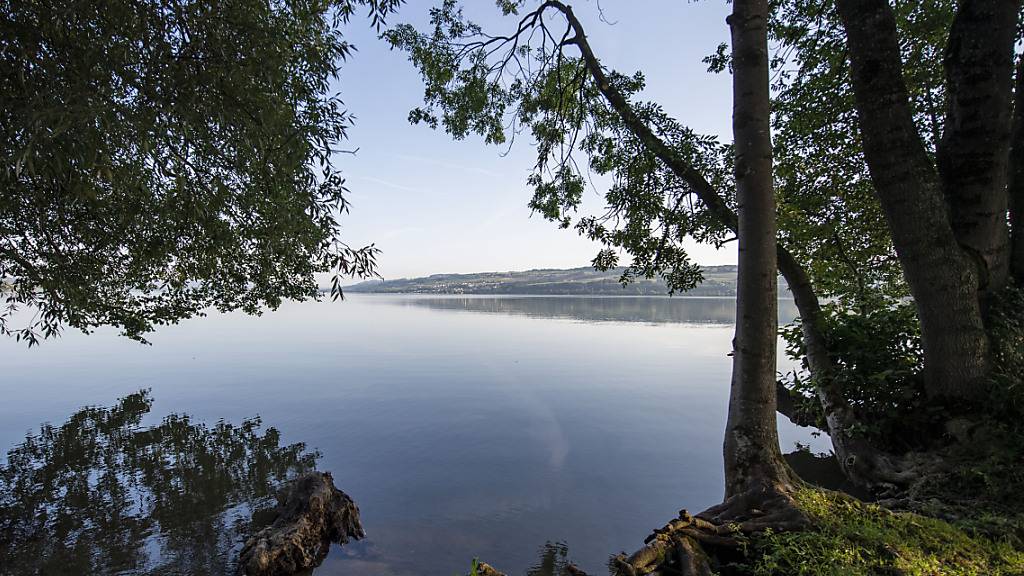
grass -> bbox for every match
[747,488,1024,576]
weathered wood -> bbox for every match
[610,509,741,576]
[475,562,507,576]
[237,472,364,576]
[673,536,713,576]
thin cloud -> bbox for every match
[396,153,506,179]
[356,175,427,193]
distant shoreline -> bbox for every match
[339,293,796,300]
[343,265,789,297]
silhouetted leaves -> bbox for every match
[386,2,732,295]
[0,0,398,344]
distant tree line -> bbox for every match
[347,265,769,296]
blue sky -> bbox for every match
[333,1,736,281]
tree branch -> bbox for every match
[552,1,738,232]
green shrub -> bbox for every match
[780,298,933,451]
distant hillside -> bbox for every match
[346,266,783,296]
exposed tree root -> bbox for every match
[600,488,808,576]
[474,484,940,576]
[476,562,508,576]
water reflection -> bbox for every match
[526,542,573,576]
[388,296,800,326]
[0,297,828,576]
[0,392,317,575]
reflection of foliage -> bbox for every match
[0,391,318,575]
[465,542,577,576]
[527,541,571,576]
[404,295,795,325]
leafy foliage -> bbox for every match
[385,1,734,294]
[764,0,939,302]
[988,283,1024,416]
[770,0,1024,444]
[779,298,930,451]
[0,0,401,344]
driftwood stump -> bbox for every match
[237,472,364,576]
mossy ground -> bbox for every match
[745,488,1024,575]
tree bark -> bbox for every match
[1011,54,1024,285]
[836,0,991,402]
[723,0,795,498]
[937,0,1019,299]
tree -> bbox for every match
[834,0,1022,401]
[0,0,401,344]
[722,0,795,500]
[714,0,1024,481]
[386,1,907,488]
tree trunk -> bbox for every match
[937,0,1019,299]
[1011,54,1024,285]
[723,0,795,498]
[836,0,991,402]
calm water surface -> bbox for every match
[0,295,825,575]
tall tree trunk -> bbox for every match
[723,0,794,498]
[1011,55,1024,285]
[836,0,991,402]
[938,0,1019,300]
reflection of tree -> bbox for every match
[0,392,318,575]
[402,296,800,326]
[526,541,572,576]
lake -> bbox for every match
[0,295,828,576]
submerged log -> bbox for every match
[237,472,365,576]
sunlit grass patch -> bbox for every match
[749,488,1024,575]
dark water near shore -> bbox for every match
[0,295,825,576]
